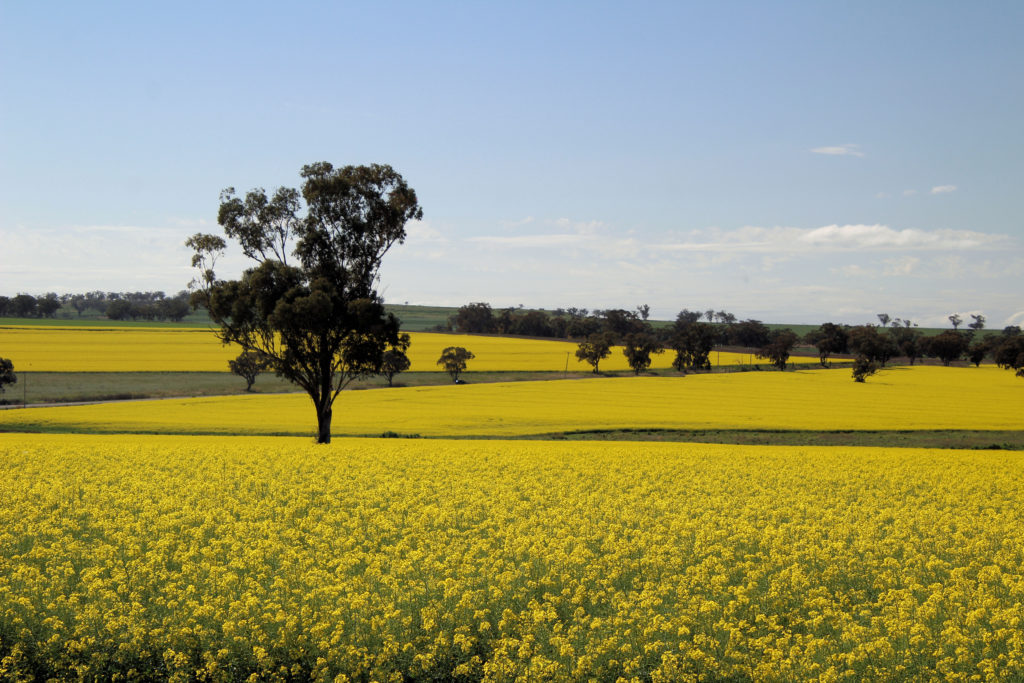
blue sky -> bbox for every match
[2,2,1021,326]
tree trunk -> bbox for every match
[316,405,332,444]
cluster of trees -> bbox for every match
[573,308,744,375]
[448,302,773,347]
[0,291,192,322]
[567,306,1024,380]
[0,293,62,318]
[804,314,1022,369]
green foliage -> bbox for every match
[449,302,496,333]
[575,333,614,374]
[851,357,878,383]
[669,322,716,372]
[0,357,16,394]
[994,336,1024,378]
[805,322,849,367]
[188,162,422,443]
[437,346,474,382]
[228,351,274,392]
[888,322,923,365]
[927,330,969,366]
[848,325,897,367]
[381,333,412,386]
[622,332,662,375]
[757,330,799,371]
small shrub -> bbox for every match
[851,357,878,383]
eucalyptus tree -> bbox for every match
[188,162,422,443]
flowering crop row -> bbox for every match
[1,365,1019,437]
[1,434,1022,680]
[0,326,816,373]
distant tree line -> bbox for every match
[805,314,1023,380]
[446,302,762,345]
[0,291,192,322]
[447,302,1024,380]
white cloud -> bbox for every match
[798,224,1002,250]
[810,143,864,157]
[931,184,957,194]
[468,233,589,248]
[652,224,1010,253]
[835,264,875,277]
[903,189,917,196]
[883,256,921,276]
[403,220,446,243]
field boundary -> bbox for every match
[2,422,1021,450]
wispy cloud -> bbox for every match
[811,143,864,157]
[797,224,999,250]
[652,224,1010,253]
[883,256,921,276]
[931,184,957,194]
[468,233,589,248]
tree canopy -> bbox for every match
[188,162,422,443]
[575,333,614,374]
[228,351,273,392]
[0,358,16,395]
[381,333,412,386]
[757,330,799,371]
[622,332,662,375]
[437,346,474,382]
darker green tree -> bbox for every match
[888,322,923,365]
[513,310,553,337]
[967,337,993,368]
[728,319,770,348]
[757,329,799,371]
[188,162,422,444]
[381,333,412,386]
[10,294,37,318]
[994,336,1024,378]
[600,309,646,340]
[927,330,969,366]
[622,332,662,375]
[0,357,16,395]
[805,322,848,367]
[669,322,716,372]
[575,332,614,374]
[228,350,273,392]
[848,325,897,366]
[449,303,495,333]
[37,293,62,318]
[437,346,474,382]
[851,356,878,383]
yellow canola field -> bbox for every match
[2,365,1019,436]
[2,434,1023,680]
[0,325,816,372]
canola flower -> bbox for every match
[1,365,1019,437]
[0,325,816,373]
[1,433,1023,681]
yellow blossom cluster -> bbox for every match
[1,434,1023,680]
[1,365,1019,437]
[0,326,815,373]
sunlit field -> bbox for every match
[1,434,1022,681]
[1,365,1018,437]
[0,325,816,373]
